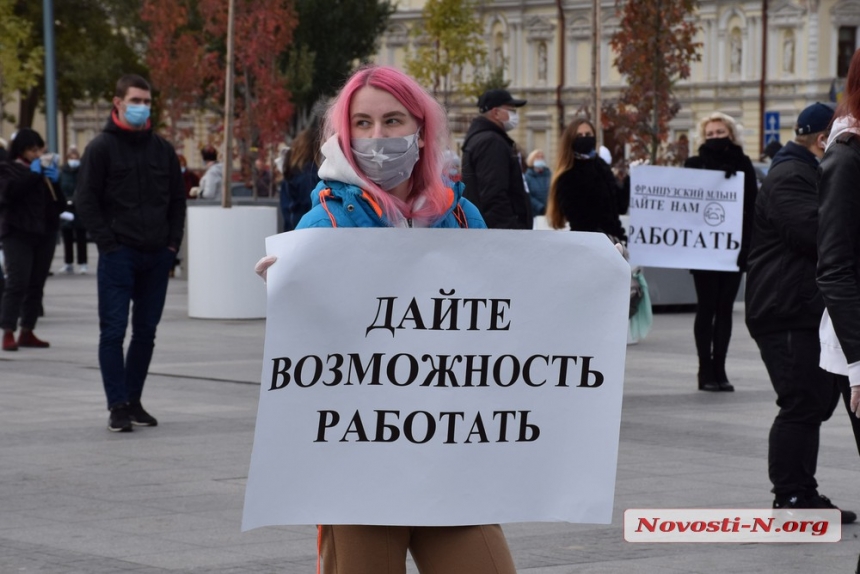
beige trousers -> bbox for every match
[320,524,517,574]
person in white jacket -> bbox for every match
[198,146,223,200]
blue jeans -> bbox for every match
[97,245,175,409]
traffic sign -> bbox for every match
[764,111,780,144]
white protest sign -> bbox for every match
[628,165,744,271]
[242,229,629,530]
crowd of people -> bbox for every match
[7,52,860,571]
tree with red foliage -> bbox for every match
[142,0,296,162]
[604,0,701,165]
[198,0,297,151]
[141,0,203,145]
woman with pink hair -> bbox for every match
[284,65,483,229]
[255,65,515,573]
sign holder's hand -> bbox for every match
[255,255,277,284]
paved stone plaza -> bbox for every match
[3,250,860,573]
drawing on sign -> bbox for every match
[704,203,725,226]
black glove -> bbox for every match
[722,166,737,179]
[736,249,748,271]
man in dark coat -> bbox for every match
[745,101,858,522]
[76,74,187,433]
[461,89,532,229]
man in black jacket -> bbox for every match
[745,102,858,522]
[461,89,532,229]
[76,74,187,433]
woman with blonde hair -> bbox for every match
[545,118,625,239]
[255,65,516,574]
[684,111,757,392]
[525,149,551,215]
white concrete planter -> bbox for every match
[187,205,277,319]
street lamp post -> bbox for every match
[42,0,58,153]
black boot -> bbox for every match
[698,357,720,392]
[712,355,734,392]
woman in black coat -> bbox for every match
[0,129,65,351]
[545,118,625,241]
[684,112,758,392]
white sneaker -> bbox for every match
[77,264,89,275]
[58,264,73,274]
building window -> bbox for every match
[838,26,857,78]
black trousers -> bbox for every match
[755,329,860,498]
[0,232,56,331]
[61,227,88,265]
[692,270,743,361]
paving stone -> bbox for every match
[3,247,860,573]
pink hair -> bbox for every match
[324,65,451,224]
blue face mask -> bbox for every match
[124,104,150,127]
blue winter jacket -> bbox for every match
[525,167,551,216]
[295,180,486,229]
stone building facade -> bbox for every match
[374,0,860,163]
[3,0,857,168]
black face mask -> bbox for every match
[573,136,596,155]
[703,137,732,152]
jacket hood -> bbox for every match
[464,116,512,147]
[103,109,153,143]
[204,162,223,176]
[307,175,466,228]
[769,140,819,170]
[317,135,370,189]
[526,166,550,176]
[826,115,860,151]
[0,158,28,179]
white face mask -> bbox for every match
[533,159,547,170]
[68,159,80,169]
[351,132,421,191]
[503,110,519,132]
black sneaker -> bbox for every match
[108,404,133,432]
[128,402,158,427]
[772,494,802,510]
[774,493,857,524]
[813,494,857,524]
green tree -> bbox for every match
[0,0,43,129]
[472,61,510,95]
[11,0,147,127]
[404,0,488,109]
[603,0,701,165]
[283,0,395,132]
